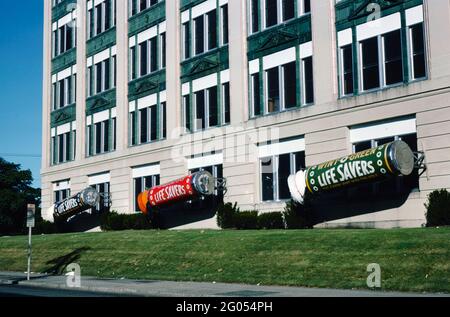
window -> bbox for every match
[88,0,116,39]
[251,73,261,116]
[134,174,160,212]
[223,83,230,124]
[53,22,76,57]
[54,188,71,203]
[91,182,111,214]
[130,29,165,81]
[410,23,426,79]
[87,118,116,156]
[183,4,227,59]
[302,56,314,104]
[361,37,380,91]
[52,73,76,111]
[283,62,297,109]
[341,44,354,96]
[265,0,278,28]
[183,22,191,60]
[195,90,206,130]
[51,129,76,165]
[283,0,295,21]
[260,151,305,202]
[300,0,311,15]
[221,4,229,45]
[250,0,259,34]
[160,33,166,68]
[130,103,165,146]
[190,164,223,198]
[129,0,159,17]
[194,15,205,55]
[265,61,301,113]
[88,57,116,96]
[193,86,222,131]
[264,0,296,29]
[360,29,409,91]
[383,30,403,85]
[207,10,217,51]
[183,95,192,132]
[266,67,280,113]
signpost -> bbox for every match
[26,204,35,281]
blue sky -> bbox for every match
[0,1,43,188]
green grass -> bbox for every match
[0,228,449,293]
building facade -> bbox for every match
[42,0,450,229]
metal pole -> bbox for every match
[27,226,32,281]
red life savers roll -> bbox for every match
[138,171,215,214]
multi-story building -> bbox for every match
[42,0,450,229]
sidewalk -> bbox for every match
[0,272,448,297]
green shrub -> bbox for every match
[100,211,153,231]
[233,211,259,230]
[258,212,285,229]
[283,200,314,229]
[216,202,239,229]
[425,189,450,227]
[34,219,58,235]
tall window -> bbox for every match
[264,0,296,29]
[88,0,116,39]
[194,87,218,131]
[87,118,116,156]
[52,129,76,165]
[134,174,160,212]
[53,22,77,57]
[302,56,314,104]
[251,73,261,116]
[265,61,298,113]
[410,23,426,80]
[183,95,192,132]
[52,73,76,111]
[54,188,71,203]
[91,182,111,214]
[129,0,160,17]
[129,28,166,81]
[183,4,228,60]
[88,57,116,97]
[340,44,354,96]
[361,37,380,91]
[130,103,166,146]
[261,151,305,202]
[360,31,404,91]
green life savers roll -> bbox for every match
[288,140,415,204]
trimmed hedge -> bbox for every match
[282,200,314,229]
[233,211,259,230]
[425,189,450,227]
[258,212,285,229]
[217,202,239,229]
[100,211,153,231]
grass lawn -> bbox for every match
[0,228,449,293]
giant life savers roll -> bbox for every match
[288,140,415,204]
[137,171,215,214]
[54,187,100,220]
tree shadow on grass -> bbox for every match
[44,247,91,275]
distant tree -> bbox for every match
[0,157,41,235]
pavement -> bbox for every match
[0,272,448,297]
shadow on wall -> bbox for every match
[156,196,222,229]
[309,184,414,226]
[44,247,91,275]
